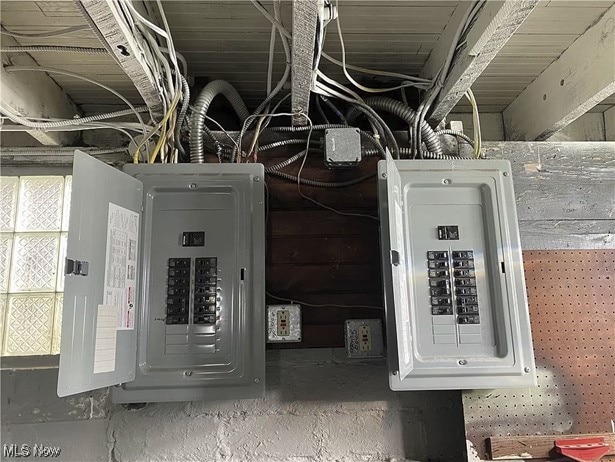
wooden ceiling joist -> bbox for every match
[424,0,540,125]
[75,0,165,118]
[0,36,80,146]
[503,4,615,141]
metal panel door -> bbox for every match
[384,155,414,379]
[57,151,142,397]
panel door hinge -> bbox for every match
[65,258,89,276]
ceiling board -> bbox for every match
[0,0,612,120]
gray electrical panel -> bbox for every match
[58,151,265,402]
[378,157,537,390]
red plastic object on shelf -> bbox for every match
[555,437,611,462]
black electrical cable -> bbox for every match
[268,170,376,188]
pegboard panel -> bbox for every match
[464,250,615,459]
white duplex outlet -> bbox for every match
[345,319,384,358]
[267,305,301,343]
[359,324,372,351]
[276,309,290,337]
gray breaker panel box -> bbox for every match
[378,158,536,390]
[58,152,265,402]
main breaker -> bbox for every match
[57,152,265,402]
[378,157,537,390]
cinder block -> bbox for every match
[319,411,424,461]
[112,408,219,461]
[225,414,319,459]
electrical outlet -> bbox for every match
[345,319,384,358]
[276,309,290,337]
[359,325,372,351]
[267,305,301,342]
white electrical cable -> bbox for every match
[2,66,148,132]
[332,0,432,93]
[321,52,431,86]
[250,0,292,39]
[0,106,149,130]
[316,70,364,102]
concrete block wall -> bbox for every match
[1,349,466,462]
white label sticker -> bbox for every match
[93,304,118,374]
[103,203,139,330]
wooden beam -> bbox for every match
[76,0,164,118]
[420,2,475,81]
[504,5,615,141]
[427,0,539,125]
[0,37,79,146]
[291,0,321,125]
[603,106,615,141]
[489,433,615,460]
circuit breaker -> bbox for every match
[378,158,537,390]
[57,151,265,402]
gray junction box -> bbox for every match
[57,151,265,402]
[378,158,537,390]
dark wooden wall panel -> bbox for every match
[264,149,383,349]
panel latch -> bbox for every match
[65,258,89,276]
[390,250,400,266]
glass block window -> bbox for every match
[0,176,71,356]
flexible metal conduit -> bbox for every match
[0,106,149,129]
[363,147,469,160]
[0,46,107,54]
[190,80,250,163]
[435,129,475,147]
[347,97,442,156]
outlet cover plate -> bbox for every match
[267,304,302,342]
[345,319,384,358]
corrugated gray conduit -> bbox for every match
[363,148,470,160]
[0,106,149,129]
[346,97,443,156]
[435,129,475,147]
[190,80,250,163]
[0,46,107,54]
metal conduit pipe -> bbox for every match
[363,147,470,160]
[346,97,443,156]
[189,80,250,163]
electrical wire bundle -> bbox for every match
[0,1,189,164]
[1,0,482,165]
[227,0,484,161]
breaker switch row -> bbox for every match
[452,251,480,325]
[194,257,218,324]
[166,258,191,324]
[428,251,452,316]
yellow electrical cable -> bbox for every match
[465,89,482,159]
[133,90,181,163]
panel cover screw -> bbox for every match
[254,378,260,384]
[184,370,193,376]
[443,178,451,184]
[458,359,467,365]
[189,183,197,189]
[503,172,509,177]
[255,176,261,182]
[524,367,530,373]
[382,173,387,178]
